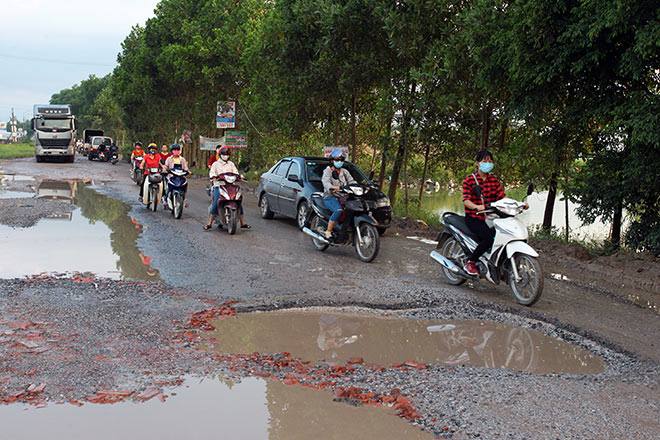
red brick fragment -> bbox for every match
[97,390,132,397]
[137,387,160,402]
[347,357,364,364]
[27,383,46,394]
[404,360,428,370]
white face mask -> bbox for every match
[221,155,230,161]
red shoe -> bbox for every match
[463,261,478,276]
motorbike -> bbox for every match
[211,172,244,234]
[132,157,144,185]
[110,149,119,165]
[302,184,380,263]
[142,167,165,212]
[429,184,543,306]
[166,168,189,219]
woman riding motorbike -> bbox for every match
[163,144,189,205]
[322,149,357,239]
[138,143,164,202]
[204,147,251,230]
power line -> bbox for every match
[0,53,114,68]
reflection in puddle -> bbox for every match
[0,174,36,199]
[0,377,432,440]
[207,311,606,375]
[0,181,160,280]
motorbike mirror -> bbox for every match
[527,182,534,196]
[242,164,251,173]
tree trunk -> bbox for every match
[351,92,357,163]
[387,112,409,204]
[378,117,392,189]
[334,106,340,146]
[370,118,385,174]
[480,103,491,151]
[497,119,508,151]
[611,199,623,249]
[418,142,431,209]
[542,172,558,231]
[403,133,409,215]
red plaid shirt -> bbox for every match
[462,170,505,219]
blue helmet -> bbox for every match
[329,149,345,160]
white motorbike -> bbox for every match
[430,186,543,306]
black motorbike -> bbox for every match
[132,156,144,185]
[302,184,380,262]
[110,147,119,165]
[165,168,189,219]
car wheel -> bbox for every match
[260,193,274,219]
[296,200,310,230]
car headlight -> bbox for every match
[375,197,390,208]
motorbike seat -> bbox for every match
[443,214,481,241]
[311,193,334,218]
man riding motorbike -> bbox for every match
[138,143,164,202]
[131,142,145,170]
[322,149,357,239]
[461,150,509,276]
[204,147,251,230]
[163,144,189,206]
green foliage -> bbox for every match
[47,0,660,252]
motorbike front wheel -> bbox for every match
[173,193,183,219]
[438,237,467,286]
[225,207,237,235]
[150,186,158,212]
[310,215,329,252]
[507,254,543,306]
[354,223,380,263]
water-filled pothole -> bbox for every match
[206,310,605,374]
[0,180,160,280]
[0,376,432,439]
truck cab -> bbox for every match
[32,105,76,163]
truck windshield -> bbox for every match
[36,119,72,131]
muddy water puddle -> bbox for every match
[0,180,160,280]
[1,376,432,440]
[207,310,605,374]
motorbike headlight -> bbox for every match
[375,197,390,208]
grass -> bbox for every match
[529,224,621,257]
[392,196,443,227]
[0,143,34,159]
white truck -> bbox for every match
[32,104,76,163]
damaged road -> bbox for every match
[0,157,659,439]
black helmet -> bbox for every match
[219,147,231,156]
[170,144,181,151]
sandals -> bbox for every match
[241,224,252,229]
[203,224,212,230]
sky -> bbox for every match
[0,0,158,122]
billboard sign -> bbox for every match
[323,146,349,161]
[216,101,236,129]
[225,131,247,149]
[200,135,223,151]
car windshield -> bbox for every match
[36,118,71,131]
[306,160,370,184]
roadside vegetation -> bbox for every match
[47,0,660,255]
[0,143,34,159]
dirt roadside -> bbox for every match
[389,216,660,313]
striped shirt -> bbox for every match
[462,171,505,219]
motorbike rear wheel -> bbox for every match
[354,223,380,263]
[310,215,329,252]
[150,186,158,212]
[438,237,467,286]
[226,207,237,235]
[507,254,543,306]
[173,193,183,219]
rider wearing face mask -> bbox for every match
[163,144,188,206]
[322,149,357,239]
[462,150,506,276]
[204,147,251,230]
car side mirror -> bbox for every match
[527,183,534,196]
[288,174,301,184]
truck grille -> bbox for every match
[38,137,72,148]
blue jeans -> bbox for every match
[324,196,343,222]
[211,186,243,216]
